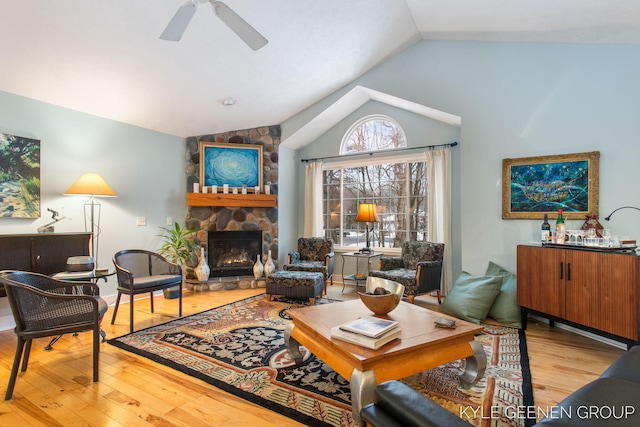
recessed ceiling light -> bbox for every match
[222,97,236,106]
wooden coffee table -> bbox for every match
[285,299,486,425]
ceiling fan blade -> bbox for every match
[212,1,268,50]
[160,2,198,41]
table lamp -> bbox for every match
[355,203,379,253]
[64,173,117,267]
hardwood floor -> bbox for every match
[0,282,625,426]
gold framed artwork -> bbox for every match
[502,151,600,220]
[199,142,263,191]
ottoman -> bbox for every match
[266,271,325,304]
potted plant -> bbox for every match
[157,222,201,298]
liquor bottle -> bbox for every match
[555,209,566,244]
[541,214,551,242]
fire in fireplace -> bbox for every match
[208,230,262,277]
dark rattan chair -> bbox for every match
[0,270,108,401]
[112,249,183,333]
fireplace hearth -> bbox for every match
[208,230,262,277]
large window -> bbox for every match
[322,115,429,249]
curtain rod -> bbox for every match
[300,141,458,163]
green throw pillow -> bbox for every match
[485,261,521,328]
[440,272,503,324]
[486,261,510,276]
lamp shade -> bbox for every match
[64,173,117,197]
[355,203,379,223]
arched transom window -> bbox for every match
[341,115,407,154]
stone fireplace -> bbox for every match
[208,230,262,277]
[184,125,279,289]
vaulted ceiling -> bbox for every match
[2,0,639,139]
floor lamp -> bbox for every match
[64,173,117,267]
[355,203,379,253]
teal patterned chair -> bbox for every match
[369,241,444,304]
[283,237,335,294]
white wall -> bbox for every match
[0,90,186,317]
[284,40,640,276]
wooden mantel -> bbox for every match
[187,192,277,208]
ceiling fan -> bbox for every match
[160,0,268,51]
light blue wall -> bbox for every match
[0,90,186,307]
[284,40,640,276]
[276,144,296,268]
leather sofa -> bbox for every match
[361,345,640,427]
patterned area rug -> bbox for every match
[108,295,534,427]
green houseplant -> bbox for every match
[157,222,201,298]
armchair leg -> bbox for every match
[111,293,122,325]
[129,293,135,334]
[21,339,32,372]
[408,295,415,304]
[5,337,26,401]
[436,289,441,304]
[92,327,100,383]
[178,283,183,317]
[150,291,155,313]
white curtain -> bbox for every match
[304,161,323,237]
[425,149,453,295]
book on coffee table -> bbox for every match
[331,325,402,350]
[338,315,399,338]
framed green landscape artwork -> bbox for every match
[502,151,599,220]
[0,133,41,218]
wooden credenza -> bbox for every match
[517,244,640,347]
[0,233,91,297]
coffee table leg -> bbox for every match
[284,324,304,365]
[459,340,486,388]
[349,369,376,426]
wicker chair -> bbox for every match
[283,237,335,292]
[0,270,108,401]
[112,249,183,333]
[369,242,444,304]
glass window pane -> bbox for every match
[322,160,428,250]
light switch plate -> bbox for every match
[136,216,147,226]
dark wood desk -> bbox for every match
[0,233,91,296]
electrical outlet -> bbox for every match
[166,216,173,225]
[136,216,147,226]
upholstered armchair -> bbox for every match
[283,237,335,293]
[369,241,444,304]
